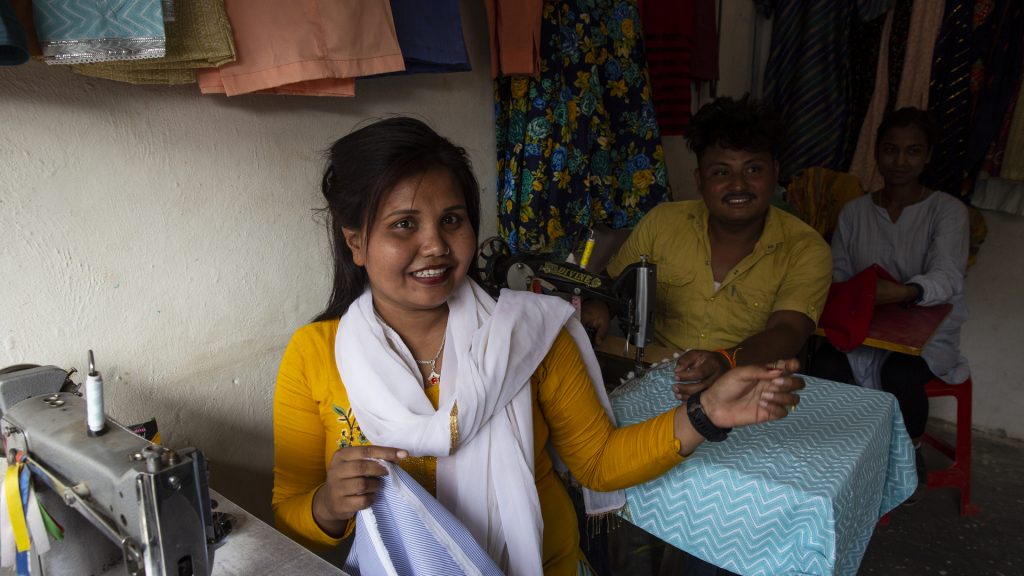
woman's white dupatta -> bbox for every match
[337,280,625,576]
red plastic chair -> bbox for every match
[921,376,979,516]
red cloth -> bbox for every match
[639,0,694,136]
[818,265,898,352]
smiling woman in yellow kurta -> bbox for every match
[276,117,807,576]
[273,318,684,575]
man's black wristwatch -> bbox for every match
[686,389,731,442]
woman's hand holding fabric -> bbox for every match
[312,445,408,536]
[700,359,805,429]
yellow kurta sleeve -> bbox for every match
[537,330,684,491]
[272,322,350,550]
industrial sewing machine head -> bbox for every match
[477,236,656,371]
[0,355,217,576]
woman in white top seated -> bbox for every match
[810,107,970,477]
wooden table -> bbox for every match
[817,303,952,356]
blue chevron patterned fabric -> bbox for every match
[33,0,165,64]
[610,364,916,576]
[344,461,503,576]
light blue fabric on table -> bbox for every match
[610,364,916,576]
[0,0,28,65]
[345,461,503,576]
[32,0,165,64]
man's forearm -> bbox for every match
[731,323,812,367]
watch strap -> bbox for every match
[686,389,731,442]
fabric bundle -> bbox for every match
[0,0,28,65]
[386,0,470,76]
[786,166,866,240]
[71,0,235,85]
[197,0,408,97]
[818,264,898,353]
[484,0,543,77]
[32,0,166,65]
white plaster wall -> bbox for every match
[0,0,496,523]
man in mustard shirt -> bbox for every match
[583,95,832,394]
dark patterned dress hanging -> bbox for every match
[494,0,669,256]
[763,0,895,183]
[923,0,972,197]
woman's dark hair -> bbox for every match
[685,94,783,163]
[875,107,938,152]
[313,117,481,322]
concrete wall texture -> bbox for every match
[2,1,1021,525]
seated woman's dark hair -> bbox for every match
[875,107,938,152]
[314,117,481,321]
[685,94,783,163]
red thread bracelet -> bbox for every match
[714,348,736,369]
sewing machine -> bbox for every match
[477,236,656,371]
[0,361,217,576]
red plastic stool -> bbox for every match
[921,376,979,516]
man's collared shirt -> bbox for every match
[607,200,832,351]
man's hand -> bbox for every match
[580,300,612,345]
[673,349,731,400]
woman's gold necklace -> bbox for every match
[374,311,445,386]
[415,333,445,386]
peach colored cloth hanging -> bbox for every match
[850,1,944,191]
[484,0,542,77]
[198,0,404,97]
[849,9,893,192]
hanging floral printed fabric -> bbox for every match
[494,0,669,256]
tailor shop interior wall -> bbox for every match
[2,1,1022,525]
[0,0,497,522]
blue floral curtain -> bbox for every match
[494,0,669,256]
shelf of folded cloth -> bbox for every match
[609,363,917,576]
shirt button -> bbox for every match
[709,297,716,302]
[699,332,706,338]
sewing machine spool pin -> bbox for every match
[86,349,108,437]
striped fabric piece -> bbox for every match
[764,0,857,182]
[345,461,503,576]
[923,0,971,197]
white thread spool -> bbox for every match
[86,350,107,436]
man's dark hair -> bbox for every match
[685,95,783,163]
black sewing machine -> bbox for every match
[477,236,656,370]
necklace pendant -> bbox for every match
[428,370,441,387]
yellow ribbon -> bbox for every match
[5,463,31,552]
